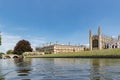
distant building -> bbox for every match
[89,27,120,50]
[36,44,85,54]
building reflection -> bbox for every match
[90,59,120,80]
[53,58,90,66]
[90,59,102,80]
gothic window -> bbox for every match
[92,39,98,48]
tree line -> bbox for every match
[0,39,33,57]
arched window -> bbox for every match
[92,39,98,48]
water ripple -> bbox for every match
[0,58,120,80]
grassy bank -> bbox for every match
[26,48,120,58]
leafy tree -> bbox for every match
[13,40,33,55]
[0,52,4,58]
[6,50,14,54]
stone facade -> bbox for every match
[2,54,19,59]
[23,52,45,56]
[89,27,120,50]
[36,44,84,54]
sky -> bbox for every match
[0,0,120,53]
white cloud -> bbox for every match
[0,33,22,53]
[83,43,89,48]
[0,33,46,53]
[112,36,116,38]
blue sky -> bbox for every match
[0,0,120,52]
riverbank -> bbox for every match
[26,48,120,58]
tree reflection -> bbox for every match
[0,78,5,80]
[14,58,32,78]
[0,60,5,80]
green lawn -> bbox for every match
[26,48,120,58]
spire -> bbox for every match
[68,42,71,45]
[118,35,120,41]
[98,26,101,35]
[56,41,58,44]
[89,29,92,36]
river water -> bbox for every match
[0,58,120,80]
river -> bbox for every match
[0,58,120,80]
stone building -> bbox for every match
[89,27,120,50]
[36,44,84,54]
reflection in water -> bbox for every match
[14,58,32,79]
[90,59,102,80]
[0,78,5,80]
[0,58,32,80]
[0,60,5,80]
[14,58,24,63]
[0,58,120,80]
[90,59,120,80]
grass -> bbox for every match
[26,48,120,58]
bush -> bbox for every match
[45,51,52,54]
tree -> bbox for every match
[13,40,33,55]
[6,50,14,54]
[0,52,4,58]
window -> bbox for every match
[92,39,98,48]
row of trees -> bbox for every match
[6,40,33,55]
[0,39,32,58]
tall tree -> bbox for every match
[14,40,33,55]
